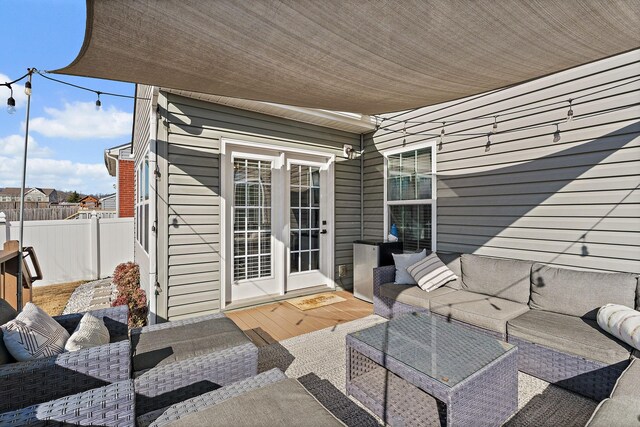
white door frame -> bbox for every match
[220,137,336,309]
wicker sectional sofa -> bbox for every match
[373,253,640,403]
[0,303,131,413]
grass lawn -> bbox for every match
[32,281,85,316]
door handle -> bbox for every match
[320,230,327,234]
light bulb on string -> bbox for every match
[6,85,16,114]
[566,99,574,122]
[402,121,407,145]
[485,134,491,152]
[553,124,561,142]
[95,92,102,110]
[492,116,498,134]
[24,81,32,96]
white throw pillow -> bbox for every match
[0,302,70,362]
[65,312,110,352]
[407,253,458,292]
[392,250,427,285]
[597,304,640,350]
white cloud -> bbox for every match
[0,131,114,194]
[0,73,28,110]
[0,134,53,158]
[29,101,132,139]
[0,155,114,194]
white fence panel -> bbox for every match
[0,214,134,286]
[99,218,134,279]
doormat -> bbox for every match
[286,293,347,311]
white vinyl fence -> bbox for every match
[0,212,134,286]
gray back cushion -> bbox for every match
[437,252,462,290]
[392,250,427,285]
[0,299,18,365]
[530,263,637,319]
[461,254,532,304]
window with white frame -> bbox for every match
[136,153,150,252]
[384,144,436,252]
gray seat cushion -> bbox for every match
[507,310,632,365]
[586,397,640,427]
[436,252,462,290]
[0,299,18,365]
[379,283,456,309]
[429,290,529,334]
[460,254,532,304]
[611,359,640,398]
[163,378,344,427]
[132,317,252,372]
[530,264,637,320]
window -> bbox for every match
[384,144,436,252]
[136,153,150,252]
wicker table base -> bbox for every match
[346,324,518,426]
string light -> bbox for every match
[24,81,32,96]
[6,85,16,114]
[485,134,491,152]
[402,121,407,145]
[492,115,498,133]
[440,122,446,137]
[566,99,574,122]
[553,124,561,142]
[95,92,102,110]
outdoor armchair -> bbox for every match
[131,312,259,415]
[0,305,131,413]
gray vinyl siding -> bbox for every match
[364,50,640,274]
[160,92,360,320]
[132,84,154,294]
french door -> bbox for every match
[223,142,334,305]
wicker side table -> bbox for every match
[346,313,518,427]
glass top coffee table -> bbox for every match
[346,312,518,426]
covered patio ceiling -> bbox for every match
[57,0,639,115]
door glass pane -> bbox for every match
[290,164,321,273]
[234,159,272,281]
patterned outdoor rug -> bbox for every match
[286,293,347,311]
[258,315,598,427]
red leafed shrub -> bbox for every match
[111,262,148,328]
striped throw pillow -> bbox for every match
[597,304,640,351]
[407,253,458,292]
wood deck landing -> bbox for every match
[226,290,373,345]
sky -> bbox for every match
[0,0,134,195]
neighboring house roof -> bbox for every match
[0,188,26,197]
[99,193,116,202]
[54,1,640,114]
[104,142,133,177]
[79,195,99,203]
[38,188,56,196]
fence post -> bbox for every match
[0,213,6,247]
[90,211,100,280]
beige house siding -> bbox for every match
[364,50,640,273]
[158,91,361,321]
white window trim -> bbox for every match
[382,140,437,251]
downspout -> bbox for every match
[149,87,160,324]
[360,133,364,240]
